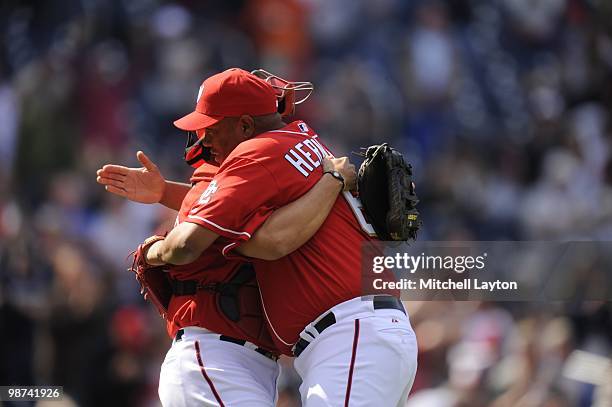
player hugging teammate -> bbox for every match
[97,68,419,406]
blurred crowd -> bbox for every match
[1,0,611,406]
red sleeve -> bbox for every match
[184,156,279,250]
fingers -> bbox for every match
[331,156,356,192]
[337,156,348,165]
[137,151,158,172]
[321,156,333,172]
[97,175,127,190]
[341,165,357,191]
[327,156,352,171]
[322,156,357,191]
[344,175,357,191]
[103,184,128,197]
[96,167,126,185]
[98,165,129,177]
[96,170,125,182]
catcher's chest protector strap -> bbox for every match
[171,279,198,295]
[167,268,254,323]
[165,265,276,351]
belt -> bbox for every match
[175,329,278,361]
[292,296,406,357]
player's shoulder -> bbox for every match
[190,163,218,183]
[267,120,315,138]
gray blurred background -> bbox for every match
[0,0,611,406]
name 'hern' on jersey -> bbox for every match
[283,122,329,176]
[184,120,379,356]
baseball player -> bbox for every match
[97,109,356,405]
[142,68,418,406]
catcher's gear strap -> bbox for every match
[216,265,259,322]
[357,143,421,241]
[171,279,197,295]
[166,268,257,316]
[167,264,277,351]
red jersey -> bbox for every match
[185,121,374,355]
[164,163,264,346]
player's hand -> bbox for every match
[322,156,356,192]
[96,151,166,204]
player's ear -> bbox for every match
[238,115,255,139]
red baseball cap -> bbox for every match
[174,68,278,131]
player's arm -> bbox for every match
[96,150,189,210]
[237,157,355,260]
[159,181,191,210]
[144,157,356,265]
[145,222,218,265]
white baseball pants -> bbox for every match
[158,327,279,407]
[293,297,418,407]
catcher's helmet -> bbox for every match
[251,69,314,117]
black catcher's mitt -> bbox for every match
[357,143,421,240]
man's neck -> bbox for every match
[253,119,287,137]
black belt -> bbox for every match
[293,296,405,357]
[174,329,278,361]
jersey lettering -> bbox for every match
[310,137,333,158]
[296,142,320,169]
[191,180,218,214]
[303,139,323,162]
[285,144,315,177]
[284,135,335,177]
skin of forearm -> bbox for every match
[159,181,191,210]
[145,222,218,265]
[146,238,199,266]
[238,173,342,260]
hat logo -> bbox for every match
[196,85,204,103]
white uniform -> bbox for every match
[158,327,279,406]
[292,297,418,406]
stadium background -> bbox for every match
[0,0,611,406]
